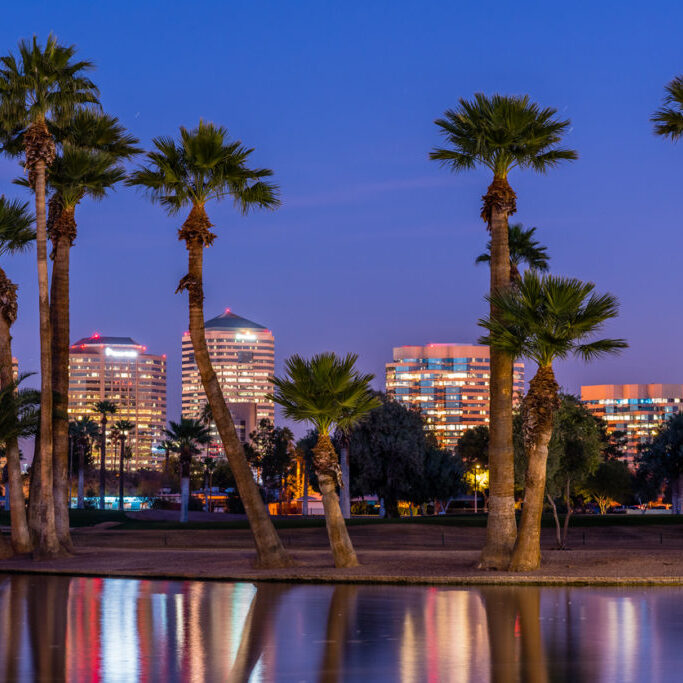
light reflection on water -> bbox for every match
[0,575,681,682]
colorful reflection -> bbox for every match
[0,575,682,681]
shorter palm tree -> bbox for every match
[652,76,683,140]
[164,418,212,523]
[480,271,627,571]
[203,456,217,512]
[270,353,379,568]
[93,400,116,509]
[68,417,98,509]
[112,419,134,512]
[475,224,549,282]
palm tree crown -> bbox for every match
[0,197,34,255]
[269,353,379,436]
[93,400,116,420]
[652,76,683,141]
[0,374,39,445]
[430,93,577,179]
[475,224,549,274]
[479,270,627,367]
[69,416,99,444]
[164,418,212,459]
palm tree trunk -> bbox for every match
[509,365,559,571]
[32,156,61,559]
[182,218,292,568]
[99,418,106,510]
[479,175,517,569]
[302,459,309,516]
[28,431,40,541]
[313,433,359,567]
[180,455,190,523]
[561,478,573,548]
[339,442,351,519]
[77,445,85,509]
[0,294,32,553]
[50,232,73,551]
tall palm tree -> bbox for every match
[164,418,212,523]
[127,120,293,568]
[430,94,577,569]
[111,419,134,512]
[0,375,40,557]
[93,400,116,510]
[0,35,99,558]
[270,352,380,568]
[44,111,139,549]
[0,197,34,552]
[652,76,683,140]
[475,224,550,282]
[480,271,626,570]
[68,417,98,509]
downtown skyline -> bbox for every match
[1,1,682,427]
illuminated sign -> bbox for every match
[105,347,138,358]
[235,333,257,342]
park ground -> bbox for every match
[0,511,682,585]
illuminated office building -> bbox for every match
[181,309,274,452]
[386,343,525,450]
[68,334,167,469]
[581,384,683,465]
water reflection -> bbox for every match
[0,575,681,681]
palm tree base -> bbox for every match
[252,552,297,570]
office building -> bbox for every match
[386,343,525,450]
[68,334,167,469]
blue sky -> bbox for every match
[1,0,682,425]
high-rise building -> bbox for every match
[68,334,167,469]
[181,309,274,452]
[581,384,683,465]
[386,343,525,450]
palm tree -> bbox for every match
[43,111,139,547]
[652,76,683,140]
[0,35,99,558]
[127,120,293,568]
[0,197,34,552]
[93,400,116,510]
[480,271,626,570]
[164,418,212,523]
[0,375,40,557]
[68,417,98,509]
[475,224,550,282]
[111,419,134,512]
[202,456,217,512]
[430,93,577,569]
[270,352,380,568]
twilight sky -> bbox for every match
[1,0,682,428]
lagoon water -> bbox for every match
[0,574,680,681]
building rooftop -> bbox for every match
[71,334,142,348]
[204,309,267,331]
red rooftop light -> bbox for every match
[92,332,100,339]
[224,307,231,314]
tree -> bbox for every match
[0,375,39,556]
[349,395,427,518]
[296,430,318,516]
[418,445,466,514]
[482,271,626,570]
[244,419,295,502]
[0,196,34,552]
[457,425,490,509]
[0,35,99,559]
[111,419,134,512]
[93,400,116,510]
[68,417,98,509]
[475,224,550,282]
[270,353,379,567]
[164,418,211,523]
[42,110,139,548]
[582,459,631,514]
[652,76,683,140]
[127,120,292,569]
[431,93,577,569]
[202,456,217,511]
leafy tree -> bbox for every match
[68,416,98,509]
[652,76,683,140]
[417,445,466,513]
[164,418,211,523]
[431,93,577,569]
[457,425,489,469]
[128,121,291,569]
[111,419,134,512]
[93,400,116,510]
[244,419,295,498]
[482,272,626,570]
[296,430,318,515]
[349,395,427,518]
[475,224,550,282]
[270,353,379,567]
[582,459,631,514]
[0,35,99,559]
[0,197,34,552]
